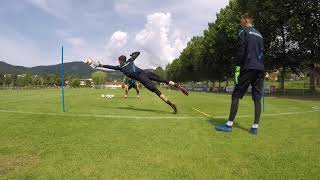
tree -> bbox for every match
[16,75,25,86]
[24,72,33,86]
[205,2,239,83]
[33,76,44,86]
[91,71,107,85]
[179,36,206,81]
[4,74,12,86]
[163,0,318,90]
[85,80,92,87]
[154,67,166,79]
[289,0,320,91]
[166,59,182,82]
[71,79,80,88]
[0,74,3,85]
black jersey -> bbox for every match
[102,52,143,78]
[236,27,264,71]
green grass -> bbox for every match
[0,88,319,179]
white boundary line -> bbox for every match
[312,106,320,110]
[191,107,320,119]
[0,108,319,120]
[0,110,200,119]
[233,110,319,118]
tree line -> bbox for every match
[0,71,108,87]
[159,0,319,91]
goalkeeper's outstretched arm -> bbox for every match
[101,64,122,70]
[128,51,140,62]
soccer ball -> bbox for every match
[84,58,93,65]
[105,94,114,99]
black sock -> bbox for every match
[254,99,261,125]
[228,97,240,122]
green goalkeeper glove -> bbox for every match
[234,66,240,84]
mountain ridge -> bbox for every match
[0,61,124,78]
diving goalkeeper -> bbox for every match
[86,51,188,113]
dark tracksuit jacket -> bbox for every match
[237,27,264,71]
[102,52,143,79]
[233,27,265,100]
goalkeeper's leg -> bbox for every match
[215,70,251,132]
[226,71,251,126]
[138,73,177,113]
[143,71,188,96]
[249,70,264,134]
[124,85,129,98]
[133,86,140,98]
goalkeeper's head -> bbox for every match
[118,55,127,65]
[240,13,253,28]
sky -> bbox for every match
[0,0,229,68]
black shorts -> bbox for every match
[136,71,162,96]
[232,69,264,100]
[127,84,138,90]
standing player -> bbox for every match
[86,51,188,113]
[215,13,265,135]
[123,77,140,99]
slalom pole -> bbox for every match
[61,46,65,112]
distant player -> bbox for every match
[215,13,265,135]
[86,51,188,113]
[123,77,140,99]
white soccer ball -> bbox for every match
[84,58,93,65]
[101,94,105,98]
[105,94,114,99]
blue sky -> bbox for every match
[0,0,229,68]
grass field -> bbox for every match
[0,88,319,179]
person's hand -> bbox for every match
[92,61,101,68]
[234,66,240,84]
[130,52,139,56]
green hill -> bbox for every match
[0,61,123,79]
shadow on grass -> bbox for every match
[105,106,172,114]
[207,118,249,133]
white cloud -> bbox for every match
[104,31,128,61]
[102,12,187,69]
[109,31,128,48]
[134,12,188,68]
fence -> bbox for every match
[184,82,319,97]
[0,86,60,90]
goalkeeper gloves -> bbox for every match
[91,61,101,69]
[234,66,240,84]
[130,52,139,57]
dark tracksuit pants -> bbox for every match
[228,69,264,125]
[134,70,169,97]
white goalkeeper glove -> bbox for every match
[91,61,101,69]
